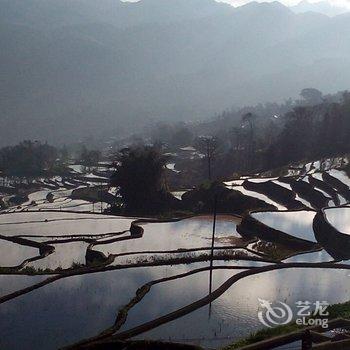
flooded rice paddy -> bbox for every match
[1,165,350,349]
[251,210,317,242]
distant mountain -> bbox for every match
[1,0,350,145]
[0,0,232,28]
[291,0,349,17]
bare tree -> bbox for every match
[197,136,218,181]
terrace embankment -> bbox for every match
[288,179,329,209]
[322,172,350,201]
[313,210,350,260]
[237,213,319,251]
[71,186,116,204]
[242,180,304,209]
[308,175,339,205]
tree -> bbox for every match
[110,146,170,214]
[300,88,323,105]
[80,147,101,171]
[196,136,219,181]
[0,141,59,181]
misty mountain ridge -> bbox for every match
[291,0,349,17]
[1,0,350,145]
[0,0,233,28]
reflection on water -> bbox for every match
[0,275,49,297]
[325,207,350,234]
[284,250,334,263]
[2,266,348,349]
[0,212,134,236]
[315,208,350,260]
[27,242,89,270]
[0,265,192,349]
[23,190,51,205]
[230,186,285,210]
[1,209,349,350]
[138,268,350,348]
[329,170,350,188]
[0,239,38,267]
[171,191,187,200]
[252,211,316,242]
[121,264,245,332]
[95,216,240,256]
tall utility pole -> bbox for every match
[100,182,103,214]
[206,139,212,181]
[208,194,217,317]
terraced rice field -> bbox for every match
[1,162,350,349]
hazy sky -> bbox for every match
[218,0,350,8]
[122,0,350,9]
